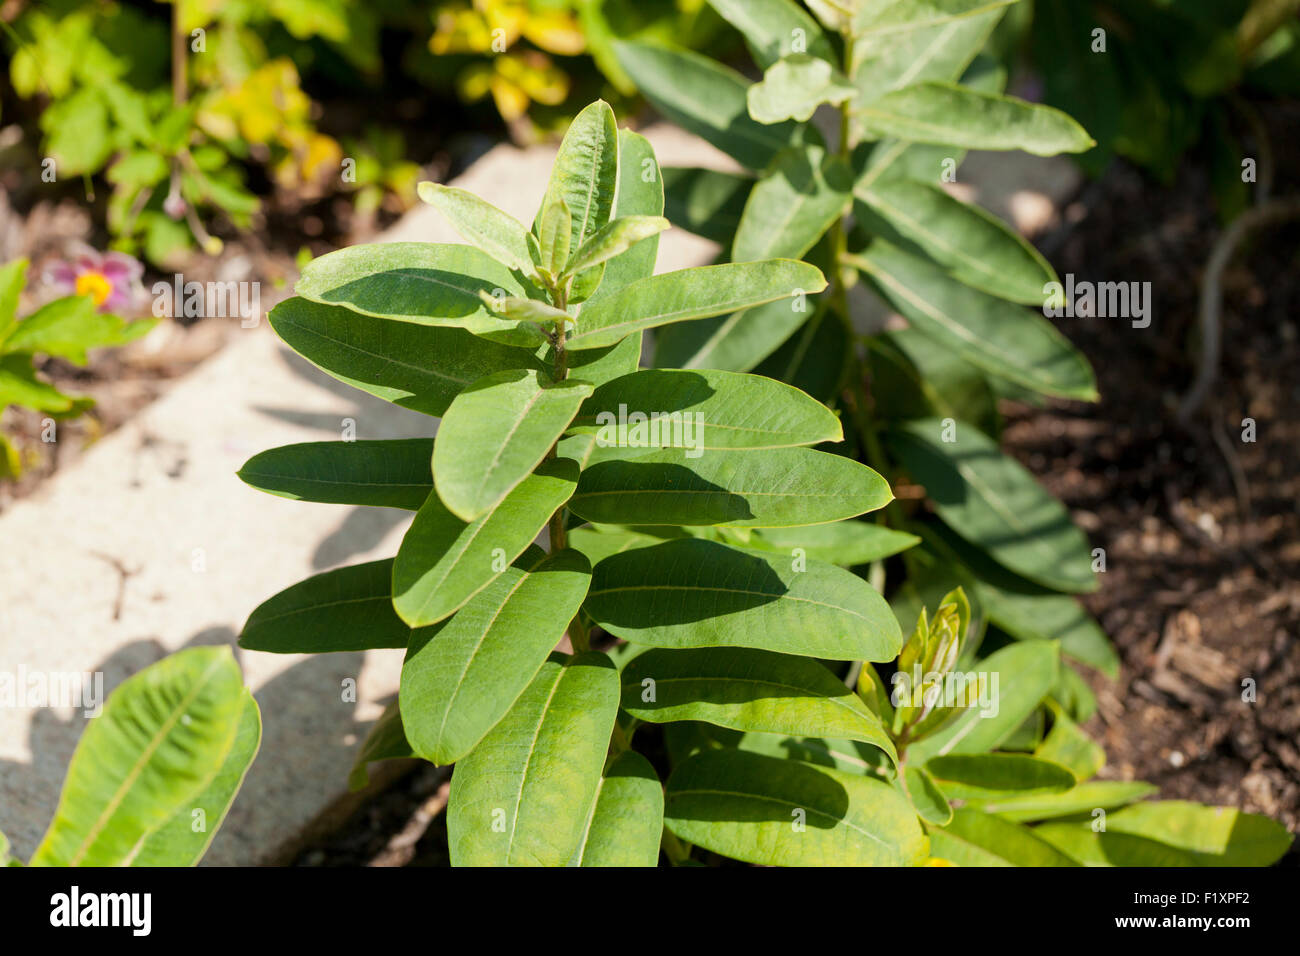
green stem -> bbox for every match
[661,828,692,866]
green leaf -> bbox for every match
[925,753,1075,801]
[30,647,248,866]
[753,303,852,403]
[417,181,537,275]
[1034,802,1294,867]
[567,524,690,566]
[853,0,1017,35]
[661,167,753,246]
[748,55,856,124]
[665,749,928,866]
[570,447,890,528]
[562,333,643,389]
[623,647,896,762]
[585,538,901,661]
[852,2,1007,100]
[613,41,795,170]
[237,439,434,510]
[295,242,546,347]
[706,0,836,69]
[855,82,1096,156]
[447,653,620,866]
[539,194,573,277]
[906,640,1060,763]
[536,100,620,285]
[929,807,1080,866]
[734,143,852,262]
[393,459,578,627]
[1035,702,1104,781]
[0,258,28,336]
[348,700,414,791]
[269,297,543,418]
[854,179,1056,304]
[970,780,1157,823]
[585,128,663,308]
[432,368,593,521]
[902,765,952,825]
[849,243,1096,400]
[241,560,415,653]
[401,548,591,764]
[746,522,918,567]
[571,750,664,867]
[130,691,261,866]
[0,354,86,415]
[569,259,827,350]
[568,368,842,452]
[887,418,1097,592]
[653,297,810,374]
[4,296,151,365]
[565,216,671,278]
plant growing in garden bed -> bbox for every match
[0,257,154,478]
[233,1,1292,867]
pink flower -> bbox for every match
[45,249,145,313]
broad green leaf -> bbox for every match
[539,194,573,277]
[902,765,952,825]
[562,333,643,389]
[665,749,928,866]
[536,100,620,285]
[567,368,842,452]
[613,41,795,170]
[393,459,578,627]
[589,129,664,300]
[852,3,1007,99]
[1035,802,1293,867]
[130,691,261,866]
[622,647,896,762]
[1052,662,1097,724]
[348,699,414,790]
[706,0,836,69]
[568,447,891,527]
[1035,702,1104,781]
[928,807,1080,866]
[417,181,536,275]
[854,178,1056,304]
[241,560,414,653]
[585,538,901,661]
[747,55,856,124]
[855,82,1095,156]
[571,750,663,867]
[237,439,434,510]
[971,780,1157,823]
[480,292,572,327]
[887,418,1097,592]
[925,753,1075,801]
[867,329,1000,438]
[269,298,542,418]
[401,548,591,764]
[565,216,670,278]
[661,167,753,245]
[731,730,895,778]
[296,242,546,347]
[653,296,810,374]
[853,0,1017,35]
[568,260,827,350]
[447,653,619,866]
[850,243,1096,400]
[906,640,1060,763]
[30,647,247,867]
[432,368,593,521]
[3,296,151,365]
[734,143,852,262]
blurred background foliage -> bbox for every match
[2,0,1297,265]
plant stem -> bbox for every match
[661,828,692,866]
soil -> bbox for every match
[291,100,1300,867]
